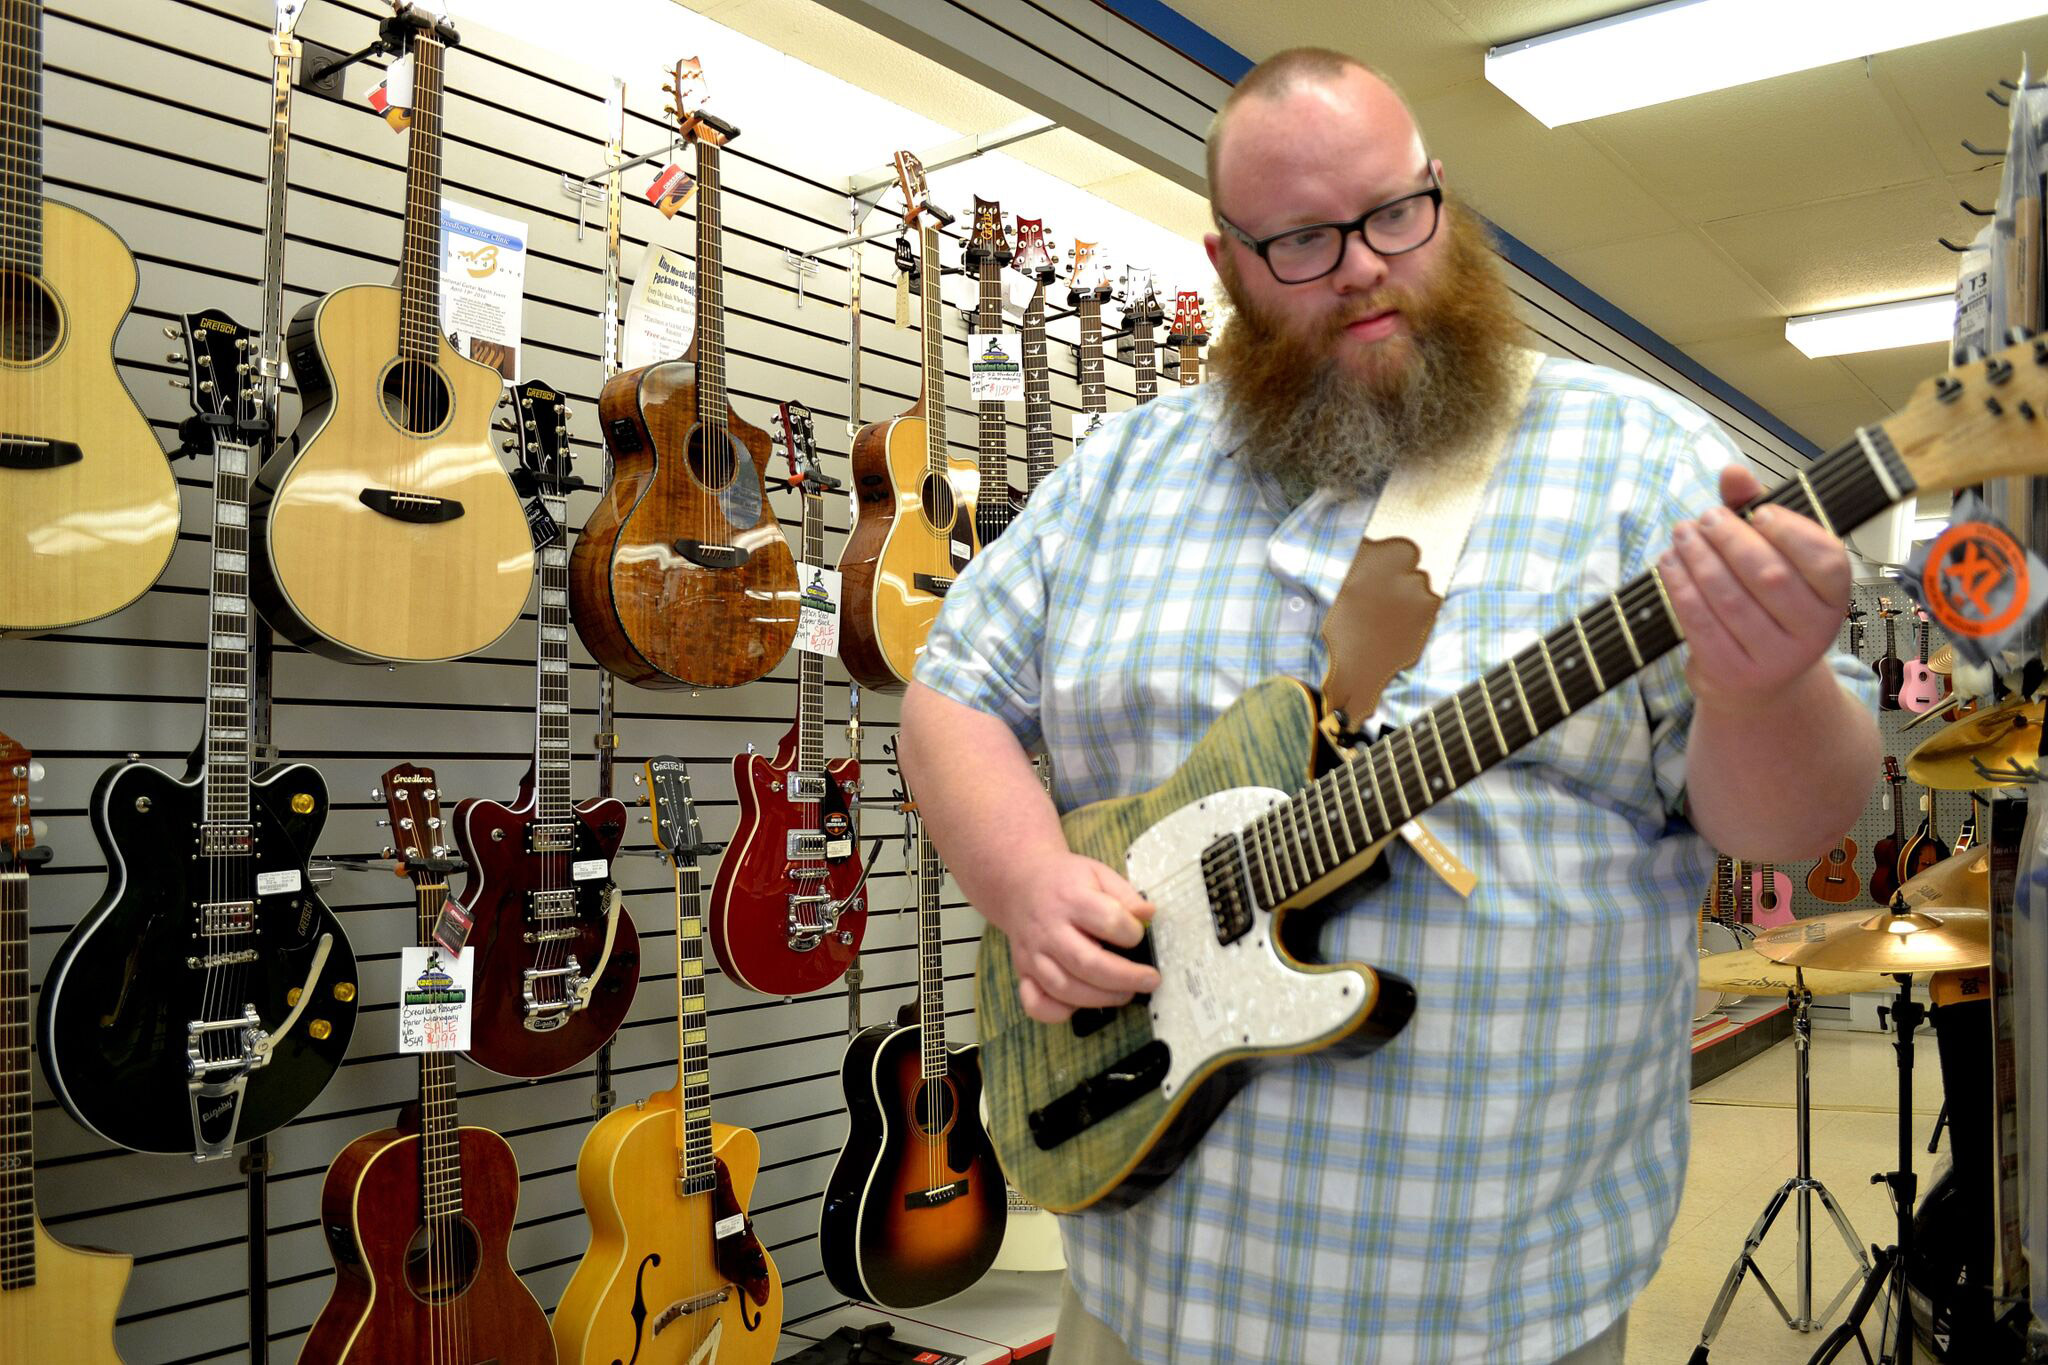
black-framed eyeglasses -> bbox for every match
[1216,170,1443,285]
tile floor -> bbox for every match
[1626,1027,1953,1365]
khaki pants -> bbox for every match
[1052,1278,1629,1365]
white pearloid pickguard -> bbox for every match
[1126,786,1371,1100]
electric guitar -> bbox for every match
[1121,267,1164,406]
[821,817,1005,1307]
[1898,610,1943,713]
[1067,239,1114,450]
[451,381,640,1077]
[0,731,129,1362]
[301,764,553,1365]
[710,403,867,995]
[40,312,358,1159]
[838,150,973,693]
[1900,789,1952,881]
[553,758,782,1365]
[966,196,1018,549]
[1745,860,1796,929]
[252,1,535,664]
[0,0,179,636]
[1873,600,1905,711]
[571,57,799,690]
[1870,757,1909,905]
[1011,217,1058,500]
[1167,289,1211,387]
[976,335,2048,1211]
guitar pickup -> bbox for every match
[196,900,257,936]
[358,488,465,524]
[527,888,576,919]
[1027,1040,1170,1151]
[201,825,254,856]
[0,436,83,470]
[674,538,749,570]
[785,830,827,858]
[787,773,826,801]
[912,573,953,596]
[526,823,576,854]
[904,1178,968,1210]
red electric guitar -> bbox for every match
[1167,289,1210,386]
[709,402,868,995]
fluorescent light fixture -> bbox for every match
[1487,0,2048,127]
[1784,295,1956,359]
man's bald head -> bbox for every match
[1205,49,1422,217]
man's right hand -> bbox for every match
[991,852,1161,1024]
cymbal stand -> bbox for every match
[1691,979,1870,1362]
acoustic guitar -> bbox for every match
[838,151,973,693]
[0,731,129,1363]
[1870,757,1909,905]
[1011,216,1058,502]
[39,312,358,1160]
[1122,267,1164,406]
[553,758,782,1365]
[821,817,1005,1307]
[976,335,2048,1212]
[0,0,179,636]
[1745,860,1796,929]
[571,57,799,690]
[251,2,534,664]
[1807,834,1861,904]
[301,763,553,1365]
[1167,289,1211,387]
[451,382,640,1077]
[709,403,867,995]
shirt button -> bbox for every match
[1287,597,1308,613]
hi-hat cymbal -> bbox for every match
[1897,842,1990,911]
[1928,643,1955,676]
[1906,697,2044,789]
[1751,907,1990,974]
[1697,949,1892,997]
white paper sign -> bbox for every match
[257,868,301,896]
[572,858,609,882]
[623,240,697,369]
[440,200,527,384]
[398,946,473,1053]
[1068,410,1109,447]
[969,332,1024,402]
[793,564,842,657]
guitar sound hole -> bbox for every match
[402,1216,482,1304]
[919,472,957,532]
[688,423,741,492]
[0,271,61,364]
[380,359,453,435]
[908,1076,958,1139]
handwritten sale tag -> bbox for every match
[397,946,474,1053]
[968,332,1023,401]
[794,564,842,657]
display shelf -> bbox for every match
[1691,996,1793,1086]
[779,1269,1063,1363]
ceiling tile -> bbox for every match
[1166,0,1482,98]
[1701,182,1962,317]
[1679,328,1873,417]
[1071,169,1216,241]
[1413,79,1680,254]
[1431,0,1636,46]
[1550,230,1782,345]
[1583,61,1932,222]
[1836,341,1953,411]
[1875,16,2048,176]
[1775,395,1893,449]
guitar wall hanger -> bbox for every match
[297,4,460,100]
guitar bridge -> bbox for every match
[673,538,749,570]
[521,955,588,1030]
[912,572,953,596]
[786,888,859,951]
[186,1006,270,1161]
[358,488,465,523]
[0,436,83,469]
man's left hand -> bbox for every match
[1657,464,1852,709]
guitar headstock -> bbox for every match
[967,197,1011,265]
[1067,240,1112,304]
[379,762,448,871]
[0,729,41,870]
[1121,267,1162,326]
[1169,289,1210,344]
[1883,755,1903,787]
[645,756,705,860]
[177,310,259,438]
[1011,217,1055,283]
[893,150,949,228]
[665,56,707,124]
[774,399,835,492]
[511,379,573,493]
[1882,337,2048,496]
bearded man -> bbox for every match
[899,47,1878,1365]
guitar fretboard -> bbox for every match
[258,23,298,426]
[1076,295,1105,415]
[676,854,715,1195]
[1,866,33,1288]
[916,822,947,1079]
[534,494,573,825]
[0,0,43,275]
[205,433,256,829]
[1131,305,1158,405]
[396,30,446,366]
[797,483,826,779]
[1022,284,1053,493]
[693,135,727,429]
[414,881,465,1223]
[973,220,1012,547]
[920,222,947,482]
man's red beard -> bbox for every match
[1208,199,1528,498]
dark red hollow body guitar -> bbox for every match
[1869,756,1908,905]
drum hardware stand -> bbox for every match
[1691,980,1870,1362]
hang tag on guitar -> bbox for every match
[397,946,473,1053]
[645,164,697,218]
[794,564,842,657]
[523,498,561,550]
[367,53,413,132]
[969,333,1024,401]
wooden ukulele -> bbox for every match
[1898,610,1943,713]
[710,404,867,995]
[1167,289,1211,387]
[838,150,973,693]
[302,763,553,1365]
[1067,239,1114,448]
[821,817,1005,1307]
[1745,860,1796,929]
[39,312,358,1159]
[451,382,640,1077]
[1807,832,1862,903]
[553,758,782,1365]
[1121,267,1165,405]
[1869,757,1909,905]
[1011,216,1058,502]
[1900,789,1952,882]
[966,196,1019,549]
[0,731,130,1363]
[0,0,179,636]
[251,1,534,664]
[571,57,798,690]
[1873,599,1905,711]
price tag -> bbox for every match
[572,858,609,882]
[968,332,1023,401]
[433,898,474,954]
[257,868,301,896]
[398,946,473,1053]
[367,53,413,132]
[794,564,842,657]
[714,1213,746,1239]
[645,164,697,218]
[524,498,561,549]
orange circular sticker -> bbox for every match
[1922,521,2029,638]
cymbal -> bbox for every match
[1897,842,1990,911]
[1928,642,1954,675]
[1905,697,2044,789]
[1751,907,1991,975]
[1697,949,1892,997]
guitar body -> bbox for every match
[252,284,534,663]
[1807,837,1860,903]
[1899,660,1942,713]
[553,1088,783,1365]
[1,201,178,636]
[569,359,799,689]
[838,406,972,693]
[820,1022,1006,1307]
[709,728,865,995]
[977,677,1417,1212]
[1904,824,1951,880]
[38,759,357,1154]
[1870,832,1903,905]
[1748,865,1797,929]
[302,1124,552,1365]
[451,784,640,1078]
[0,1220,129,1364]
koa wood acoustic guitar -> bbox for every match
[1011,216,1057,504]
[302,763,553,1365]
[966,196,1017,550]
[977,335,2048,1211]
[709,403,866,996]
[554,757,782,1365]
[838,150,973,693]
[0,0,179,636]
[39,312,357,1160]
[1167,289,1211,388]
[0,731,129,1363]
[1807,833,1861,904]
[571,57,798,690]
[821,818,1004,1307]
[1869,757,1909,905]
[451,382,639,1077]
[251,2,534,664]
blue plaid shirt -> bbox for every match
[917,358,1876,1364]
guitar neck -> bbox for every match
[258,22,298,425]
[693,135,726,422]
[206,431,257,825]
[396,28,447,365]
[414,879,464,1222]
[0,0,43,275]
[675,854,715,1194]
[1077,298,1104,414]
[920,222,946,479]
[1022,287,1053,493]
[917,822,947,1076]
[797,488,825,775]
[534,491,573,825]
[1178,343,1200,386]
[975,252,1010,545]
[1,862,33,1287]
[1132,319,1156,404]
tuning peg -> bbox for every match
[162,325,179,339]
[26,760,44,783]
[30,817,47,842]
[167,351,187,365]
[375,818,390,828]
[371,787,383,799]
[198,380,215,394]
[632,772,644,785]
[501,440,517,454]
[169,377,190,389]
[195,351,213,367]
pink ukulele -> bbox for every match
[1898,610,1943,714]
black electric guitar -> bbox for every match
[1167,289,1211,387]
[39,312,359,1159]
